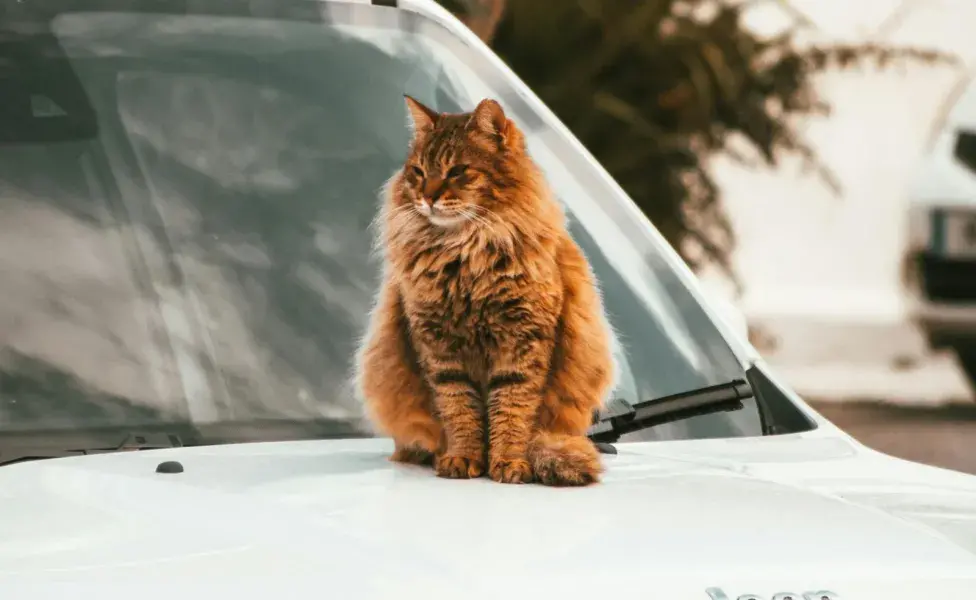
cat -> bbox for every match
[354,95,616,486]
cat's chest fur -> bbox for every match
[398,240,559,353]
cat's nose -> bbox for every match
[422,178,443,199]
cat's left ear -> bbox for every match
[471,98,514,145]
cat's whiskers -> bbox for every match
[468,204,516,243]
[469,204,503,223]
[464,205,497,225]
[458,207,492,229]
[388,202,421,219]
[384,204,415,225]
[388,203,419,217]
[385,204,426,237]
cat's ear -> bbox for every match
[471,98,521,149]
[404,94,438,136]
[471,98,507,136]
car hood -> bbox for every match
[2,433,976,599]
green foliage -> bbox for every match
[439,0,956,289]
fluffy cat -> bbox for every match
[355,95,616,486]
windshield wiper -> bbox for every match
[0,429,190,466]
[0,418,370,467]
[0,429,186,467]
[586,378,753,446]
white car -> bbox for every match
[3,1,976,598]
[905,72,976,391]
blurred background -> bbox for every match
[440,0,976,474]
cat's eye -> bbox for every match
[409,165,424,178]
[446,164,467,179]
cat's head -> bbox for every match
[396,95,532,229]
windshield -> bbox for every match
[0,0,764,447]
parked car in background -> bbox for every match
[4,0,976,598]
[905,72,976,393]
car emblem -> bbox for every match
[705,588,840,600]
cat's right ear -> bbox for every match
[404,94,438,138]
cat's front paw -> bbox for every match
[489,458,534,484]
[435,453,485,479]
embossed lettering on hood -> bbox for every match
[705,588,840,600]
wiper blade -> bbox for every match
[0,430,185,466]
[0,418,370,466]
[587,378,752,444]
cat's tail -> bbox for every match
[527,431,603,486]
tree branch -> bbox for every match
[457,0,507,44]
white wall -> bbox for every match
[702,0,976,325]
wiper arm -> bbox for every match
[0,418,370,467]
[587,378,753,445]
[0,430,185,466]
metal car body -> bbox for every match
[2,1,976,598]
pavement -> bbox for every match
[756,316,975,406]
[811,400,976,475]
[752,315,976,475]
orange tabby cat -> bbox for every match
[355,95,616,486]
